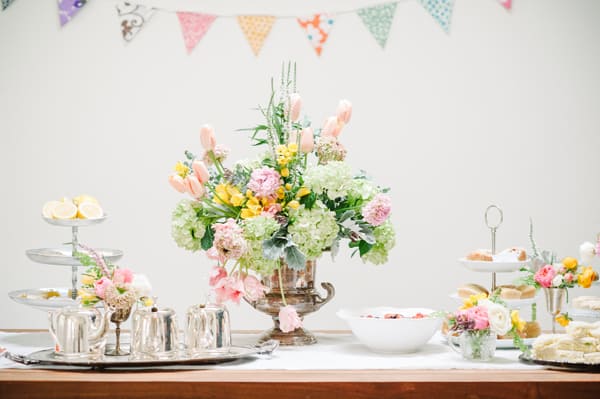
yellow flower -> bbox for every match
[280,167,290,177]
[78,290,97,303]
[511,310,526,332]
[141,297,154,307]
[562,257,578,271]
[80,274,95,286]
[287,200,300,210]
[276,187,285,200]
[296,187,311,198]
[240,195,262,219]
[246,189,253,198]
[174,162,189,179]
[227,186,245,207]
[577,266,598,288]
[285,183,292,190]
[214,184,231,205]
[287,143,298,154]
[460,293,487,310]
[556,313,570,327]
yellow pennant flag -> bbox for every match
[237,16,276,56]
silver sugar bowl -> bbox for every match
[185,303,231,356]
[130,305,179,360]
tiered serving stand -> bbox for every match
[9,215,123,311]
[454,205,536,348]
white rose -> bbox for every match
[580,242,596,265]
[552,274,564,287]
[479,299,511,336]
[553,263,563,273]
[131,274,152,297]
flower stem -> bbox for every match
[277,263,288,306]
[208,150,225,176]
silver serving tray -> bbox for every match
[8,288,102,311]
[42,215,106,227]
[26,247,123,266]
[519,353,600,372]
[4,341,278,369]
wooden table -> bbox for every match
[1,330,599,399]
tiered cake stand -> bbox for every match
[9,215,123,311]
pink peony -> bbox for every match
[243,275,267,302]
[209,266,228,287]
[94,277,113,299]
[247,167,282,199]
[212,219,248,260]
[361,194,392,226]
[535,264,557,288]
[112,268,134,285]
[466,306,489,330]
[214,276,245,304]
[262,203,282,218]
[279,305,303,333]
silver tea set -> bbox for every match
[48,303,232,360]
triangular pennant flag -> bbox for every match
[357,3,398,49]
[498,0,512,10]
[58,0,90,26]
[297,14,335,56]
[236,16,275,56]
[116,2,155,43]
[418,0,454,33]
[177,12,216,54]
[1,0,15,11]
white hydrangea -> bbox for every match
[303,161,353,200]
[288,201,339,259]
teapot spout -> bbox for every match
[88,308,113,345]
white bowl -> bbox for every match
[337,307,442,354]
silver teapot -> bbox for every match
[185,303,231,355]
[48,306,112,359]
[130,306,179,360]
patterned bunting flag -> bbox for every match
[418,0,454,33]
[1,0,15,11]
[58,0,89,26]
[297,14,334,56]
[237,16,276,56]
[177,12,216,54]
[498,0,512,10]
[356,2,398,49]
[116,2,155,43]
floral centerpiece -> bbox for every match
[168,65,396,341]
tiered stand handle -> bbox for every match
[484,205,503,291]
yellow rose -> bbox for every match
[555,313,570,327]
[562,257,578,271]
[287,200,300,210]
[511,310,526,332]
[280,168,290,178]
[296,187,311,198]
[577,266,598,288]
[285,183,292,190]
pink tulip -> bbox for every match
[192,160,210,184]
[168,174,186,193]
[278,305,302,333]
[112,268,134,285]
[300,127,314,153]
[94,277,113,299]
[184,176,205,199]
[336,99,352,124]
[321,116,344,138]
[200,124,216,151]
[288,93,302,122]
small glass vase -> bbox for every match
[543,287,566,333]
[450,330,496,361]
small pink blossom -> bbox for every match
[214,276,245,304]
[465,306,489,330]
[564,272,574,283]
[206,247,226,264]
[247,167,282,199]
[535,264,557,288]
[209,266,228,287]
[94,277,113,299]
[262,203,282,218]
[361,194,392,226]
[243,275,267,302]
[212,219,248,260]
[279,305,303,333]
[112,268,133,285]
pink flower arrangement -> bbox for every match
[534,264,557,288]
[214,276,245,304]
[93,277,113,299]
[361,194,392,226]
[462,306,489,330]
[279,305,303,333]
[212,218,248,260]
[247,167,282,199]
[112,268,134,285]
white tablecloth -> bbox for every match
[0,331,541,370]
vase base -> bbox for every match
[258,327,317,346]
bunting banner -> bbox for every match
[58,0,89,26]
[177,12,216,54]
[116,2,155,43]
[1,0,15,11]
[418,0,454,33]
[237,16,276,56]
[357,3,398,49]
[498,0,512,10]
[297,14,334,56]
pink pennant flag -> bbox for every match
[498,0,512,10]
[177,12,216,54]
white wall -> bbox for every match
[0,0,599,332]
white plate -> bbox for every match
[449,293,537,308]
[26,247,123,266]
[42,215,106,227]
[9,288,78,311]
[458,257,530,273]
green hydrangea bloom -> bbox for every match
[171,199,206,252]
[239,216,280,275]
[303,161,353,200]
[288,201,339,259]
[361,220,396,265]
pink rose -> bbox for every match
[300,127,314,153]
[184,176,205,199]
[168,174,186,193]
[192,160,210,184]
[262,202,282,218]
[209,266,228,287]
[200,124,216,151]
[466,306,489,330]
[214,276,245,305]
[535,264,557,288]
[112,268,133,285]
[321,116,344,138]
[243,275,267,302]
[336,99,352,124]
[94,277,113,299]
[278,305,303,333]
[287,93,302,122]
[361,194,392,226]
[564,272,574,283]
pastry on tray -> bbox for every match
[457,283,489,298]
[572,296,600,311]
[532,321,600,364]
[465,247,527,262]
[497,284,536,300]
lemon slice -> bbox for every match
[51,201,78,220]
[42,200,62,218]
[77,201,104,219]
[73,194,98,206]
